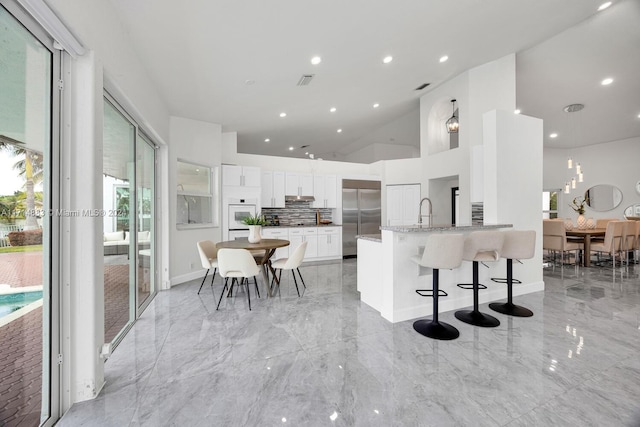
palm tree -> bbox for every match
[0,142,43,228]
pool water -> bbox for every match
[0,291,43,318]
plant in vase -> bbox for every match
[243,213,266,243]
[570,196,589,229]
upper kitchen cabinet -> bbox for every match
[262,171,286,208]
[222,164,261,187]
[285,172,313,197]
[313,174,338,208]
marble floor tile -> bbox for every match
[59,260,640,426]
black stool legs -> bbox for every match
[489,259,534,317]
[413,269,460,340]
[455,261,500,327]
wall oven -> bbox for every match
[228,229,250,241]
[228,203,257,229]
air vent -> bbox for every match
[563,103,584,113]
[415,83,430,91]
[297,74,315,86]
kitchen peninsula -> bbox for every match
[357,224,545,323]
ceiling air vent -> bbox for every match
[415,83,430,91]
[297,74,315,86]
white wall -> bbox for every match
[170,117,223,285]
[418,54,517,225]
[544,136,640,219]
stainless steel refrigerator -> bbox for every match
[342,180,381,258]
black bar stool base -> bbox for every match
[455,310,500,327]
[413,319,460,340]
[488,302,533,317]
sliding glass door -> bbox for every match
[103,95,156,347]
[0,1,59,426]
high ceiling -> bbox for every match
[107,0,640,162]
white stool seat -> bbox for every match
[489,230,536,317]
[455,231,504,328]
[413,233,464,341]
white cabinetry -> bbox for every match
[261,171,286,208]
[222,165,261,187]
[317,227,341,258]
[386,184,420,226]
[313,174,338,208]
[261,227,289,259]
[288,227,318,260]
[285,172,313,197]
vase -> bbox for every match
[248,225,262,243]
[576,214,587,229]
[586,218,596,229]
[564,218,574,230]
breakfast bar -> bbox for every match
[357,224,545,323]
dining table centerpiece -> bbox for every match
[570,196,588,229]
[243,213,267,243]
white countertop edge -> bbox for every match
[379,223,512,233]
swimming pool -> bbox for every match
[0,291,43,319]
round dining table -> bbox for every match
[216,239,290,297]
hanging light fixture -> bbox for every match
[446,99,459,133]
[562,103,586,194]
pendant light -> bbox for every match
[446,99,459,133]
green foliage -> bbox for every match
[242,213,266,226]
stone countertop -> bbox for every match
[357,234,382,242]
[379,223,512,233]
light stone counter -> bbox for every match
[358,223,545,323]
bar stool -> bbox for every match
[489,230,535,317]
[454,230,504,328]
[412,233,465,340]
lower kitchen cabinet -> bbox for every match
[261,226,342,261]
[317,227,341,258]
[261,228,289,260]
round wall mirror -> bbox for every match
[584,184,623,212]
[624,204,640,220]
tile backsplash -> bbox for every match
[262,201,332,226]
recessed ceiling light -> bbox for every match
[514,109,521,114]
[601,77,613,85]
[330,107,337,113]
[309,154,314,159]
[305,152,308,155]
[280,112,287,117]
[311,56,322,65]
[598,2,612,11]
[264,138,270,142]
[439,55,448,63]
[337,129,342,133]
[550,133,558,138]
[373,103,380,108]
[637,113,640,118]
[288,146,294,151]
[383,56,393,64]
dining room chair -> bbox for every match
[216,248,261,311]
[269,241,308,297]
[590,221,624,271]
[543,219,583,267]
[621,221,637,266]
[196,240,219,294]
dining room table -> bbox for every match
[565,228,606,267]
[216,238,290,297]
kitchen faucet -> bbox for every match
[418,197,432,227]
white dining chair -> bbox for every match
[216,248,261,311]
[270,241,308,297]
[196,240,219,294]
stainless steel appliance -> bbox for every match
[342,179,381,258]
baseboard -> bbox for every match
[170,270,205,287]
